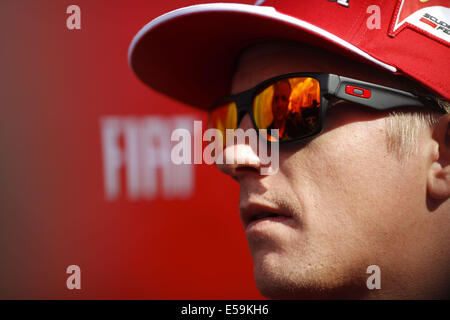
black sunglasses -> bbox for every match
[208,72,444,143]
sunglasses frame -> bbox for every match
[211,72,444,143]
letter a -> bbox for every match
[171,128,192,164]
[366,265,381,289]
[66,5,81,30]
[366,5,381,30]
[66,265,81,289]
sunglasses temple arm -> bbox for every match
[331,76,432,111]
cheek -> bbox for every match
[279,118,420,248]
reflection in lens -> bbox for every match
[209,101,237,147]
[253,77,321,142]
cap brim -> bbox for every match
[129,3,397,110]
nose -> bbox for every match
[216,114,262,179]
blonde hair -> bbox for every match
[385,98,450,160]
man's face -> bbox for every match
[272,81,291,121]
[217,42,438,299]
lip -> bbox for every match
[240,202,294,231]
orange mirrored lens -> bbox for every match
[253,77,321,142]
[209,101,237,147]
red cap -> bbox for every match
[128,0,450,109]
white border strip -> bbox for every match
[128,3,397,73]
[393,0,406,32]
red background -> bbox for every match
[0,0,263,299]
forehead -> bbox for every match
[275,81,290,91]
[230,41,425,95]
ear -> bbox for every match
[427,114,450,200]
